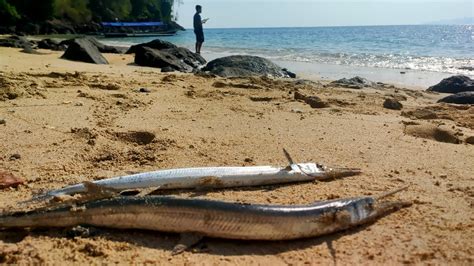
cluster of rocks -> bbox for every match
[428,75,474,104]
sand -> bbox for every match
[0,47,473,264]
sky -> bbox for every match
[174,0,474,28]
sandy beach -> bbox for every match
[0,47,473,264]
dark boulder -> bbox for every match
[61,38,108,64]
[331,76,377,89]
[437,92,474,104]
[427,75,474,93]
[126,39,178,54]
[162,47,206,68]
[202,55,295,78]
[0,35,35,50]
[383,98,403,110]
[61,37,126,54]
[134,46,192,72]
[38,39,67,51]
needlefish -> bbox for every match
[0,187,410,254]
[30,161,361,202]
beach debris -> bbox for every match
[294,91,329,108]
[2,187,411,255]
[383,98,403,110]
[61,38,109,65]
[0,171,24,189]
[9,154,21,161]
[437,92,474,104]
[202,55,296,78]
[331,76,377,89]
[29,158,361,201]
[427,75,474,93]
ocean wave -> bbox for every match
[205,46,474,75]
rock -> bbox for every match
[139,88,151,93]
[202,55,295,78]
[0,118,5,125]
[427,75,474,93]
[383,98,403,110]
[161,66,175,73]
[9,153,21,160]
[38,38,67,51]
[331,76,377,89]
[134,46,193,72]
[437,92,474,104]
[126,39,178,54]
[61,37,126,54]
[294,91,329,108]
[465,136,474,144]
[162,47,206,68]
[61,38,108,64]
[0,35,35,50]
[0,171,24,189]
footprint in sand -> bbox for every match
[404,123,462,144]
[114,131,156,145]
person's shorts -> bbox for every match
[194,30,204,43]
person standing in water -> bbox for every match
[193,5,208,54]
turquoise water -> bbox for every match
[103,25,474,75]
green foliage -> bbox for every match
[54,0,91,23]
[88,0,132,21]
[10,0,55,21]
[1,0,175,24]
[0,0,20,24]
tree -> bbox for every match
[9,0,54,21]
[0,0,20,24]
[54,0,91,23]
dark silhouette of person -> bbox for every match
[194,5,208,54]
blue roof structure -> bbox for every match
[101,22,165,27]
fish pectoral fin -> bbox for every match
[136,187,160,197]
[82,181,120,199]
[172,233,204,255]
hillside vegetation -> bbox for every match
[1,0,175,24]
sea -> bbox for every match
[102,25,474,87]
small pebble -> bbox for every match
[139,88,151,93]
[0,119,5,125]
[9,153,21,160]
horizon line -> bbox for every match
[182,23,473,30]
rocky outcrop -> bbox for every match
[0,35,35,50]
[134,46,192,72]
[202,55,296,78]
[427,75,474,93]
[163,47,206,68]
[61,38,108,64]
[126,39,178,54]
[38,38,67,51]
[61,37,126,54]
[331,76,376,89]
[438,92,474,104]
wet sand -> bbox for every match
[0,47,473,264]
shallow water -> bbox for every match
[103,25,474,76]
